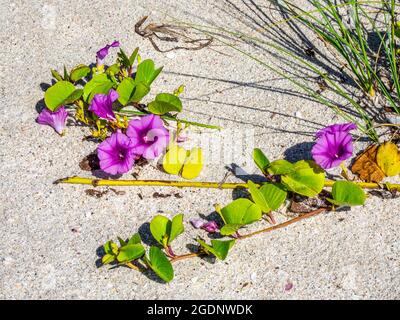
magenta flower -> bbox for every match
[311,123,356,169]
[315,122,357,138]
[88,89,119,121]
[36,106,68,135]
[97,130,137,175]
[189,218,220,233]
[96,40,120,66]
[201,221,220,233]
[126,114,170,160]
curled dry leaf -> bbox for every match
[351,145,385,182]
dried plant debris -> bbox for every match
[135,16,213,52]
[289,190,331,214]
[152,192,184,199]
[351,145,385,182]
[79,153,100,171]
[85,188,126,198]
[369,188,399,199]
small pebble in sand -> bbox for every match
[295,111,303,118]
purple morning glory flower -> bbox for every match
[36,106,68,135]
[189,218,220,233]
[315,122,357,138]
[126,114,170,160]
[96,40,120,66]
[97,130,137,175]
[201,221,220,233]
[311,123,355,169]
[88,89,119,121]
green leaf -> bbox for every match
[51,69,63,82]
[118,49,131,68]
[70,64,90,82]
[129,47,139,65]
[135,59,163,86]
[197,239,235,260]
[281,160,325,197]
[63,65,70,82]
[219,198,262,225]
[44,81,76,111]
[117,244,145,262]
[220,224,243,236]
[102,254,115,265]
[147,246,174,282]
[130,81,150,103]
[117,237,127,247]
[247,180,270,212]
[116,78,136,106]
[394,21,400,38]
[267,159,294,175]
[148,93,183,115]
[328,180,366,206]
[253,148,270,174]
[259,183,287,210]
[106,63,120,76]
[169,214,184,244]
[82,74,112,101]
[63,89,83,104]
[103,240,118,255]
[88,82,114,103]
[128,233,141,245]
[150,215,171,247]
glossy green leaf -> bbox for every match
[247,180,270,212]
[219,198,262,225]
[129,47,139,65]
[117,78,136,106]
[102,254,115,265]
[88,82,114,103]
[148,93,183,115]
[169,214,184,244]
[135,59,163,85]
[130,81,150,103]
[117,237,127,247]
[63,89,83,104]
[117,244,145,262]
[106,63,120,76]
[281,160,325,197]
[128,233,141,245]
[147,246,174,282]
[220,224,243,236]
[70,64,90,82]
[51,69,63,82]
[267,159,294,175]
[150,215,171,247]
[118,48,131,68]
[253,148,270,174]
[82,73,112,101]
[104,240,118,255]
[259,183,287,210]
[197,239,235,260]
[44,81,76,111]
[63,65,69,82]
[328,180,366,206]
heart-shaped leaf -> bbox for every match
[135,59,163,85]
[44,81,76,111]
[70,64,90,82]
[162,145,187,175]
[147,246,174,282]
[267,159,294,175]
[259,183,287,210]
[181,147,203,180]
[148,93,183,115]
[281,160,325,197]
[83,74,112,101]
[253,148,270,174]
[117,244,145,262]
[150,215,171,247]
[220,224,243,236]
[219,198,262,225]
[169,214,184,244]
[197,239,235,260]
[247,180,270,212]
[63,89,83,105]
[328,180,366,206]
